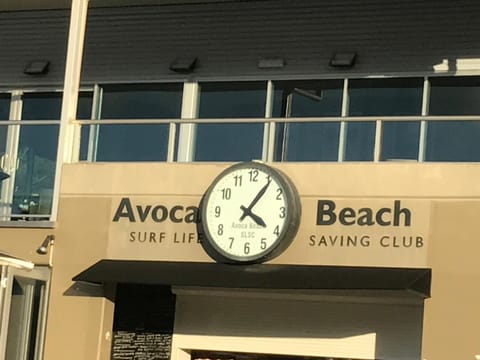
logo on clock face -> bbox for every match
[199,161,301,264]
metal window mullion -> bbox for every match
[263,80,275,162]
[418,76,430,162]
[338,78,349,162]
[177,82,199,162]
[87,84,102,162]
[373,119,383,162]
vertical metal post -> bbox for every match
[418,76,430,162]
[51,0,89,221]
[177,82,199,162]
[263,80,275,162]
[338,78,349,161]
[87,84,102,162]
[373,119,383,162]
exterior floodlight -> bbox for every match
[169,57,197,73]
[37,235,55,255]
[258,58,285,69]
[24,60,50,75]
[329,52,357,68]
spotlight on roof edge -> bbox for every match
[329,52,357,68]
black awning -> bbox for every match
[73,260,431,297]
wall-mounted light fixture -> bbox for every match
[258,57,285,69]
[169,57,197,73]
[329,52,357,68]
[37,234,55,255]
[24,60,50,75]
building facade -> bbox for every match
[1,1,480,359]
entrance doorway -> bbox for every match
[0,266,51,360]
[192,350,370,360]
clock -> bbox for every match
[200,161,301,264]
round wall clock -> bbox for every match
[200,161,301,264]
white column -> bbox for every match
[51,0,89,221]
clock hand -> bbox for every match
[239,179,271,221]
[240,205,267,227]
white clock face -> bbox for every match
[201,163,300,263]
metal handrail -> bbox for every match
[1,115,480,126]
[73,115,480,125]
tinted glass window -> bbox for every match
[429,77,480,115]
[95,84,182,162]
[344,122,376,161]
[0,94,10,120]
[273,80,343,161]
[426,121,480,161]
[427,77,480,161]
[0,95,10,215]
[349,78,422,161]
[78,92,94,161]
[195,82,266,161]
[0,94,10,158]
[14,93,61,217]
[381,122,420,161]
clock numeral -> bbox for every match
[217,224,224,235]
[273,225,280,236]
[279,206,286,219]
[248,169,259,182]
[244,242,250,254]
[221,188,232,200]
[260,238,267,250]
[215,206,221,217]
[276,188,283,200]
[229,237,234,249]
[233,175,243,187]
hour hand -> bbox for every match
[240,205,266,227]
[239,179,271,221]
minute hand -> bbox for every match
[240,180,271,221]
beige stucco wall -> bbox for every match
[2,162,480,359]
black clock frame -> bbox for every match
[199,161,302,264]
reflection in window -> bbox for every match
[272,80,343,161]
[85,84,182,162]
[13,93,61,218]
[195,82,266,161]
[349,78,423,161]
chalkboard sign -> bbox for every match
[111,285,175,360]
[112,331,172,360]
